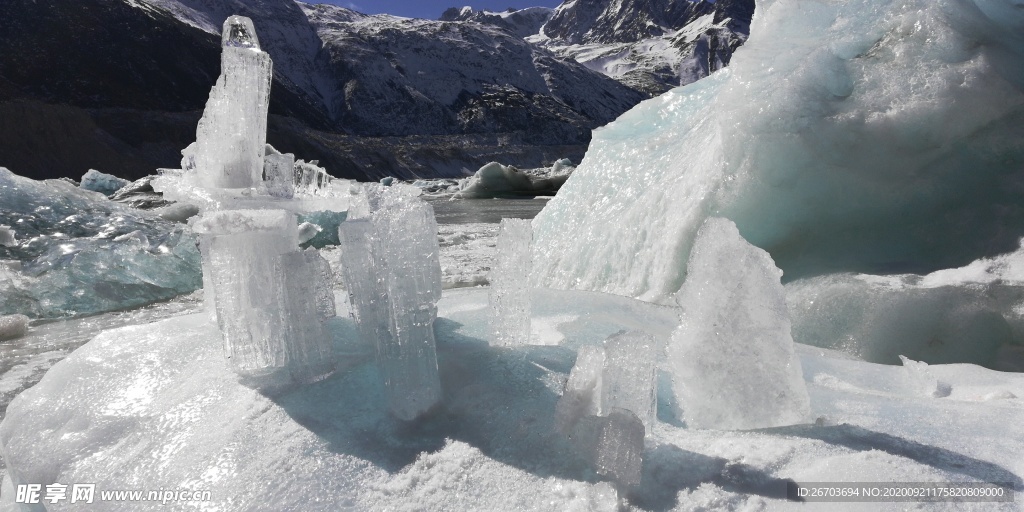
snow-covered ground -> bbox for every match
[1,288,1020,511]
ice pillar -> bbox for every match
[338,190,443,420]
[488,218,533,346]
[185,16,272,189]
[194,210,336,385]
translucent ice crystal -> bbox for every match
[193,210,299,377]
[337,190,444,420]
[222,15,260,49]
[337,219,392,350]
[669,217,810,430]
[557,331,656,434]
[899,355,952,398]
[373,192,443,420]
[184,16,272,190]
[276,249,336,384]
[264,152,296,199]
[593,408,644,489]
[555,345,604,433]
[488,218,533,346]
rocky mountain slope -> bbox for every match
[0,0,751,181]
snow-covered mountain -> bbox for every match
[301,4,643,142]
[532,0,754,95]
[0,0,751,181]
[439,6,555,38]
[0,0,651,181]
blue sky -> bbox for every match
[320,1,562,20]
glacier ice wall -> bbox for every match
[532,0,1024,302]
[786,241,1024,370]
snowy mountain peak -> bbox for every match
[439,5,555,38]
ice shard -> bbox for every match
[488,218,533,346]
[669,217,810,430]
[374,192,443,420]
[184,16,272,190]
[556,331,656,434]
[899,355,952,398]
[193,210,299,378]
[593,408,644,489]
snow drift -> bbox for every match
[532,0,1024,302]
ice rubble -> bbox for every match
[488,218,533,346]
[532,0,1024,302]
[78,169,129,196]
[670,218,810,430]
[0,167,202,319]
[3,288,1022,511]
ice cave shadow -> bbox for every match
[269,318,802,510]
[762,423,1024,491]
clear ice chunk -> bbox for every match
[488,218,533,346]
[570,408,645,489]
[899,355,952,398]
[373,192,443,420]
[337,219,391,350]
[193,210,299,377]
[264,152,296,199]
[222,15,261,49]
[185,16,272,190]
[593,408,644,489]
[669,217,811,430]
[602,331,657,432]
[276,249,336,384]
[337,190,444,420]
